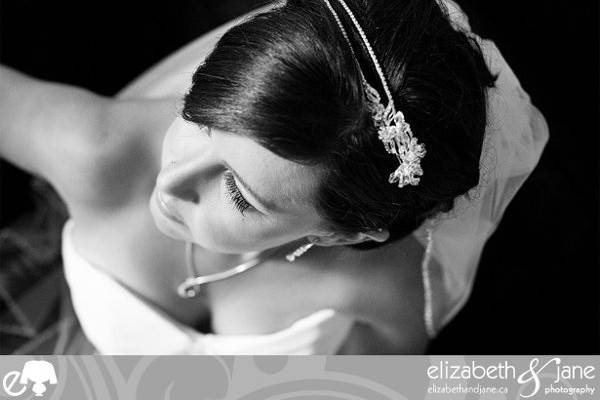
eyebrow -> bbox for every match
[222,161,279,214]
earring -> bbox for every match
[285,240,316,262]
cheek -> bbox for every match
[189,212,264,253]
[183,182,260,251]
[189,200,303,253]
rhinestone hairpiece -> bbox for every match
[322,0,426,187]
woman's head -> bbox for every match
[151,0,497,254]
[151,117,334,253]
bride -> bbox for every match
[0,0,548,354]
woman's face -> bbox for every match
[149,116,327,254]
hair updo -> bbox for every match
[182,0,498,250]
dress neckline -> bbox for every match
[62,219,355,354]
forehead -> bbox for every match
[212,127,323,215]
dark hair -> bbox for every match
[182,0,497,250]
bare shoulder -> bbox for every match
[45,96,180,219]
[330,235,431,353]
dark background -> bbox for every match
[0,0,598,353]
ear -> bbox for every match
[308,229,390,247]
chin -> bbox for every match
[152,215,188,242]
[147,190,266,254]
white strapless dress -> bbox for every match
[61,219,355,355]
[61,0,548,354]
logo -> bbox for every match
[426,357,597,398]
[2,360,57,397]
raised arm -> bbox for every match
[0,65,178,215]
[0,65,109,177]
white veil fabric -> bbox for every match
[116,0,549,339]
[413,0,550,335]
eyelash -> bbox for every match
[190,123,251,216]
[224,172,251,216]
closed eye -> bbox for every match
[181,119,273,215]
[190,124,250,214]
[224,171,252,216]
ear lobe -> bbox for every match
[363,229,390,243]
[309,229,390,247]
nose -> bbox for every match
[156,155,218,204]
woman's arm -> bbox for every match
[0,65,177,215]
[0,65,109,177]
[0,64,117,215]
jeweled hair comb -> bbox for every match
[322,0,426,187]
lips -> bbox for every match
[156,192,185,225]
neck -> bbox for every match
[178,241,294,298]
[189,244,260,276]
[188,238,305,277]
